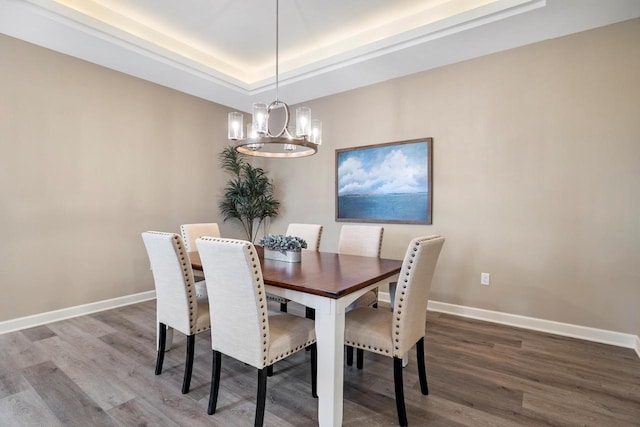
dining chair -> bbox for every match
[267,223,324,314]
[338,224,384,257]
[180,223,221,299]
[141,231,211,394]
[338,224,384,364]
[196,237,317,427]
[339,224,384,308]
[286,223,323,251]
[344,235,445,427]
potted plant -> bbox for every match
[219,146,280,243]
[259,234,307,263]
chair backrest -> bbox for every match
[338,225,384,257]
[141,231,198,335]
[180,223,221,252]
[394,235,445,357]
[196,237,269,369]
[286,223,323,251]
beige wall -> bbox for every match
[266,19,640,334]
[0,35,234,321]
[1,19,639,335]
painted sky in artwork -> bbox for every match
[337,141,428,196]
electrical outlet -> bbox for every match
[481,272,490,286]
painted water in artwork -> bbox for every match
[336,140,431,223]
[338,193,428,222]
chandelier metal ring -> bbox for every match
[266,100,290,138]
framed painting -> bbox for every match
[335,138,433,224]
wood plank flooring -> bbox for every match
[1,300,639,426]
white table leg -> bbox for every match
[314,299,345,427]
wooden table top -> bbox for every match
[189,248,402,299]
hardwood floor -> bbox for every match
[1,300,639,426]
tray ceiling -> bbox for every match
[1,0,639,111]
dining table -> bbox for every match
[188,247,402,427]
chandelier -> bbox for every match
[227,0,321,158]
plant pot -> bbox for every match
[263,248,302,263]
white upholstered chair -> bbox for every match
[141,231,211,394]
[196,237,317,427]
[267,223,324,314]
[286,223,323,251]
[337,225,384,364]
[180,223,221,299]
[180,223,221,251]
[344,235,444,427]
[339,224,384,307]
[338,224,384,258]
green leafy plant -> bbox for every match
[259,234,307,251]
[219,146,280,243]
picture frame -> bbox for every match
[335,138,433,224]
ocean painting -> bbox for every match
[336,138,433,224]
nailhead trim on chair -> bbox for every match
[344,339,391,356]
[316,226,323,251]
[266,294,289,304]
[269,338,316,365]
[180,227,190,250]
[248,243,270,366]
[173,234,205,335]
[394,238,428,353]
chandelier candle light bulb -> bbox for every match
[246,122,263,151]
[228,112,243,140]
[296,107,311,137]
[311,119,322,145]
[253,103,268,134]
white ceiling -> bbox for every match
[2,0,640,112]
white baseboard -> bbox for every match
[0,290,156,335]
[379,292,639,352]
[4,290,640,359]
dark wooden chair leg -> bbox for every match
[394,357,408,427]
[356,348,364,370]
[305,307,315,319]
[416,337,429,395]
[280,302,288,312]
[208,351,222,415]
[182,334,195,394]
[310,343,318,398]
[346,346,354,366]
[267,365,273,377]
[155,323,166,375]
[255,368,268,427]
[305,308,316,352]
